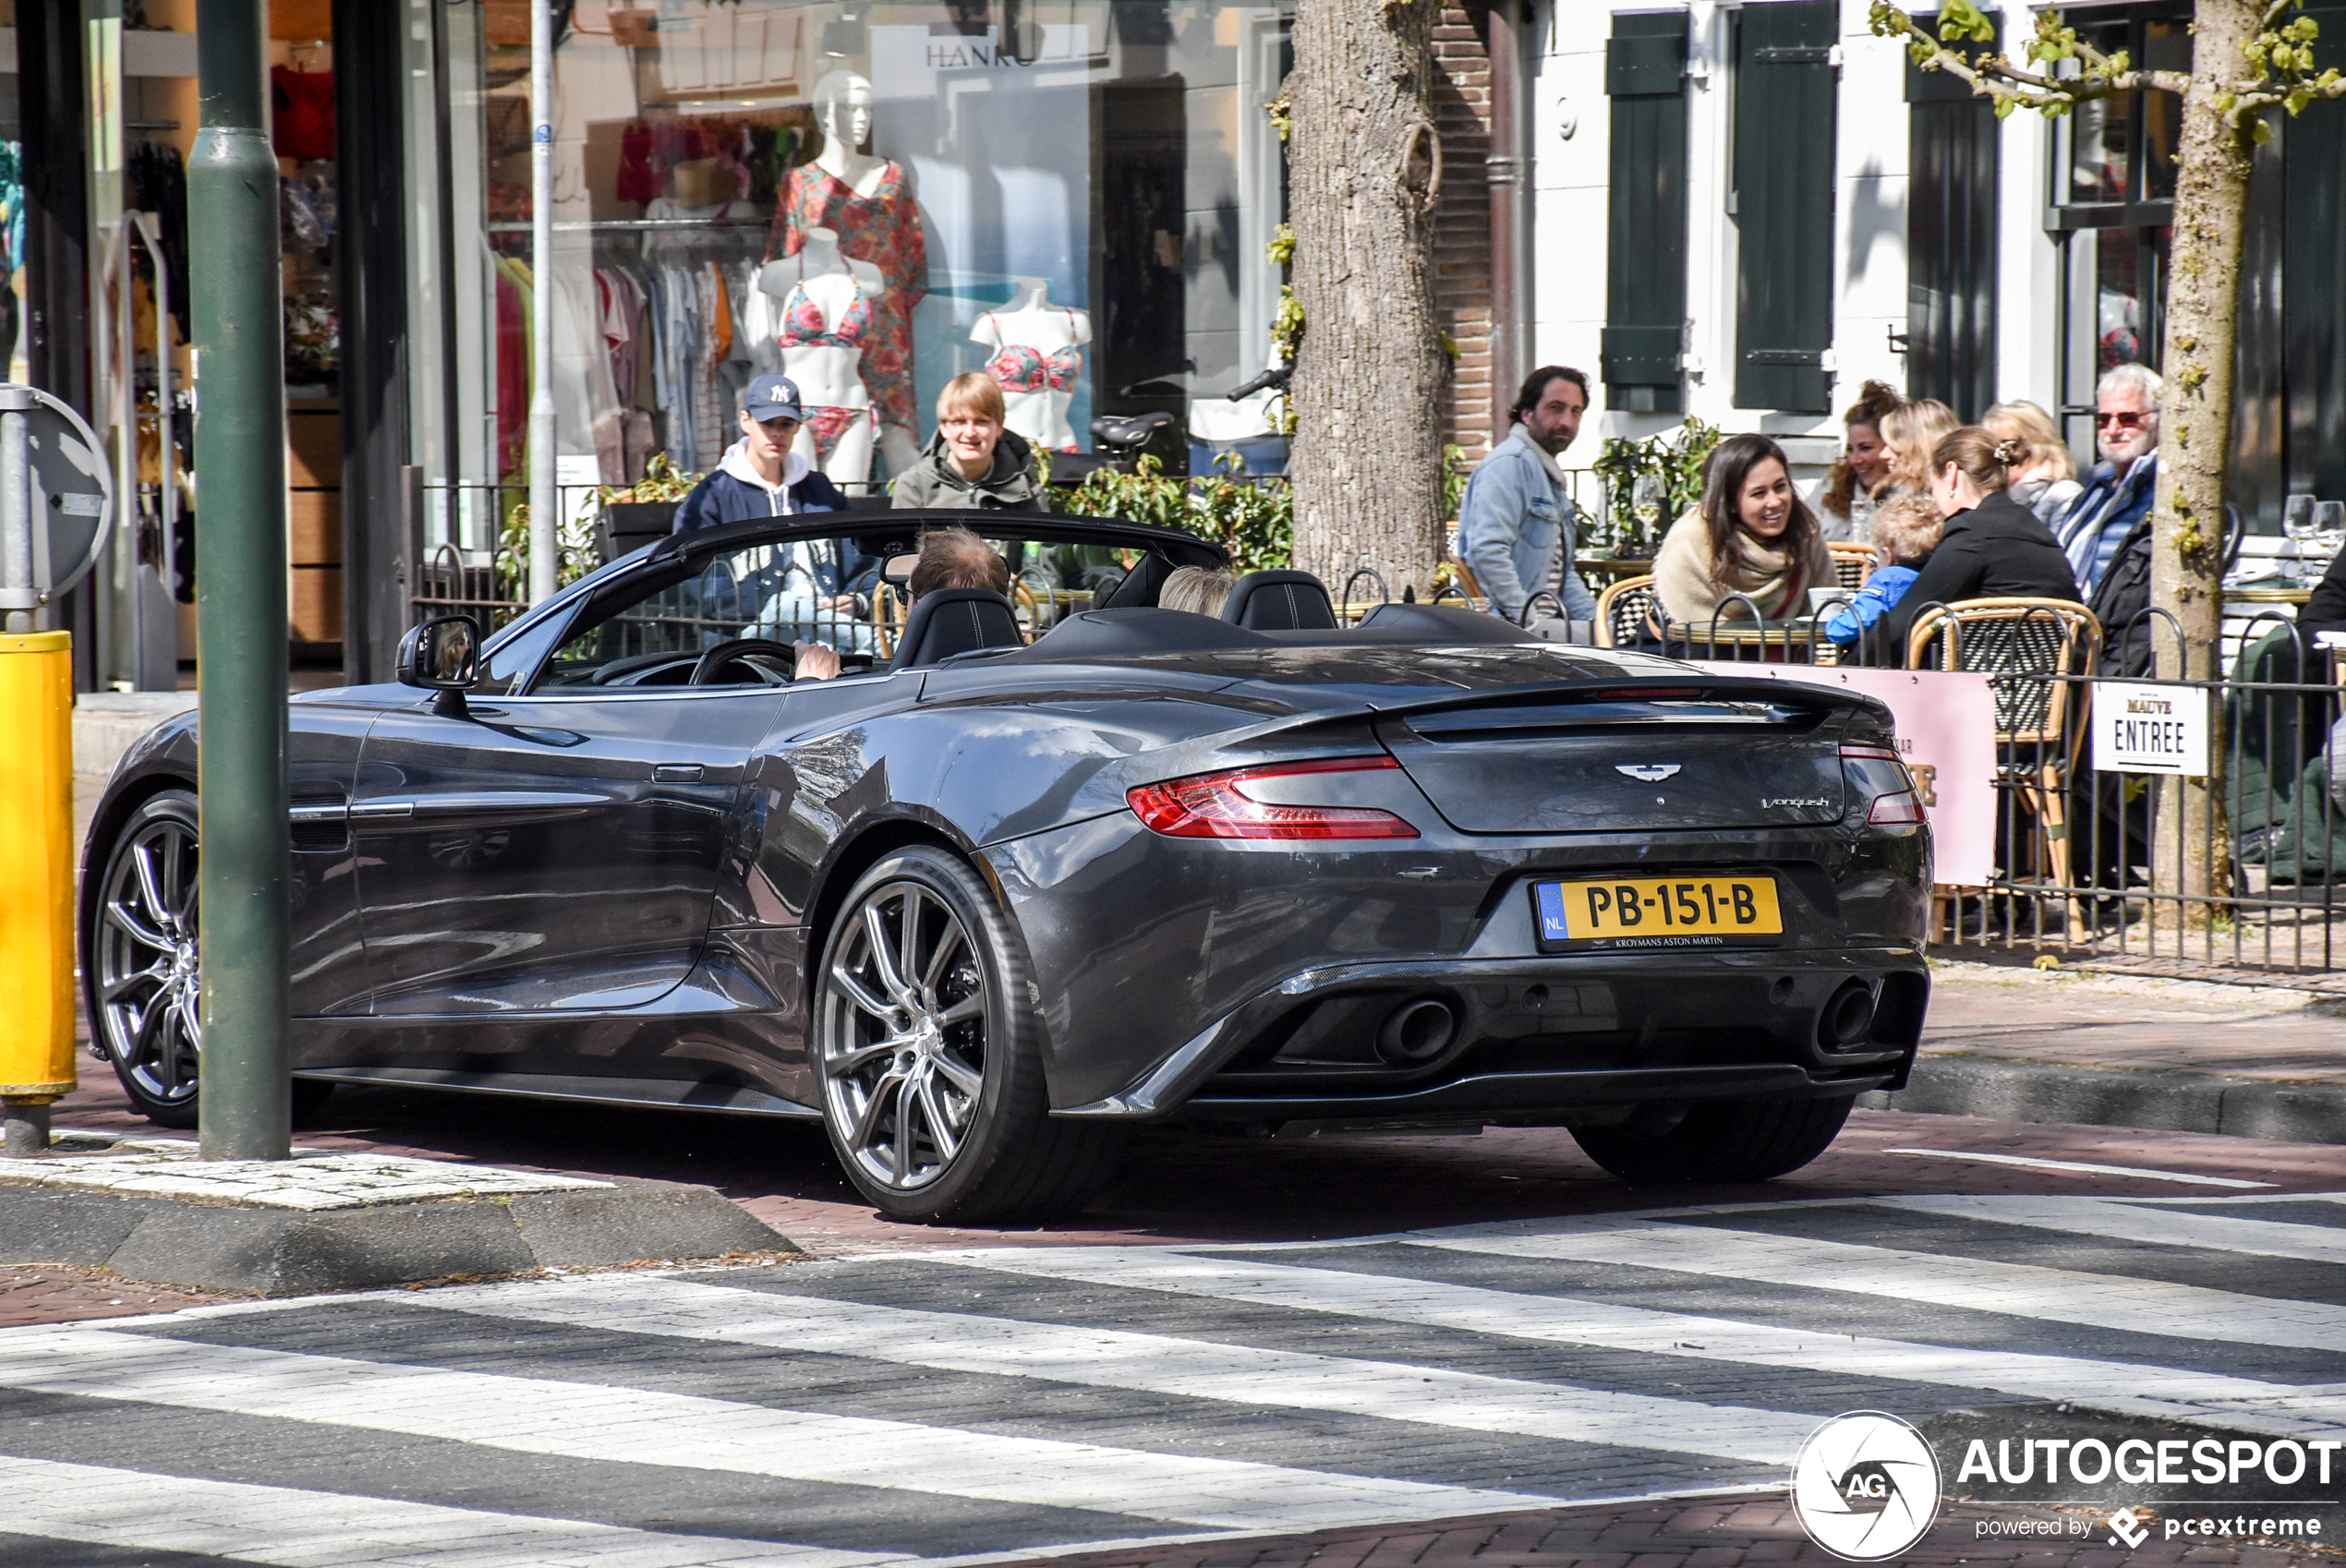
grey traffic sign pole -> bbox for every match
[0,387,31,636]
[191,0,292,1162]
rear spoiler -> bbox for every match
[1360,674,1893,727]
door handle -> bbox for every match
[652,765,705,783]
[346,801,417,820]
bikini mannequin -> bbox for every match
[757,227,884,487]
[973,278,1092,452]
[771,69,926,477]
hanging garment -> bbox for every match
[615,124,659,204]
[492,257,529,480]
[771,163,927,436]
[552,266,624,484]
[779,278,874,349]
[270,66,336,162]
[692,263,735,465]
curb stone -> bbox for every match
[0,1178,795,1295]
[1860,1055,2346,1146]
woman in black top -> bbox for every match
[1870,428,2081,665]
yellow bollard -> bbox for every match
[0,630,75,1154]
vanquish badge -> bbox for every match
[1615,764,1680,781]
[1789,1412,1941,1561]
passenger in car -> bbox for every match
[796,525,1013,681]
[1158,566,1236,617]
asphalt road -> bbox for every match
[7,1089,2346,1567]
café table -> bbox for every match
[1659,619,1841,665]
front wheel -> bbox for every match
[814,846,1119,1222]
[1570,1095,1856,1183]
[88,790,205,1127]
[84,789,337,1130]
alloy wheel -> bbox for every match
[818,880,988,1191]
[93,806,203,1108]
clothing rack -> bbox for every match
[487,219,770,233]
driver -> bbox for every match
[796,525,1010,681]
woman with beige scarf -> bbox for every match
[1652,432,1832,632]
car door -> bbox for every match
[285,703,380,1018]
[350,684,785,1017]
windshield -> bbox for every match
[530,526,1192,690]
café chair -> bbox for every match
[1828,542,1876,589]
[1594,575,1658,650]
[1906,597,2104,940]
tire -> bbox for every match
[813,845,1121,1223]
[85,790,204,1127]
[83,789,340,1133]
[1570,1095,1856,1184]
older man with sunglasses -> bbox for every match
[2055,363,2162,598]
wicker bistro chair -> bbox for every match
[1905,597,2104,932]
[1593,574,1658,649]
[1827,542,1876,590]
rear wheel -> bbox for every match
[85,789,337,1130]
[814,846,1120,1222]
[1570,1095,1855,1183]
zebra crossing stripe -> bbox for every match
[405,1273,1819,1465]
[1407,1221,2346,1351]
[0,1453,891,1568]
[1866,1194,2346,1266]
[923,1247,2346,1434]
[0,1326,1554,1531]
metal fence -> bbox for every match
[1675,597,2346,979]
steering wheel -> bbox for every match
[688,637,797,686]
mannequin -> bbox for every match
[757,227,885,487]
[771,70,927,477]
[973,278,1092,452]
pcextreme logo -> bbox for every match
[1789,1412,1944,1561]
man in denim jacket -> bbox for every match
[1457,366,1598,630]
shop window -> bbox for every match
[431,0,1294,509]
[1730,0,1837,415]
[1601,13,1687,415]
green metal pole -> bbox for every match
[191,0,290,1161]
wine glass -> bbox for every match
[1632,474,1663,543]
[2316,501,2345,570]
[2284,493,2318,585]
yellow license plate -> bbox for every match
[1533,875,1784,947]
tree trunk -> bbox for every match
[2146,0,2254,939]
[1285,0,1448,603]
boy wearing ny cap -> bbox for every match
[674,374,853,529]
[674,374,876,669]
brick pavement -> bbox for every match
[982,1500,2346,1568]
[1922,960,2346,1085]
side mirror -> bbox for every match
[398,614,481,718]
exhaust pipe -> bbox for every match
[1377,997,1457,1065]
[1818,980,1878,1050]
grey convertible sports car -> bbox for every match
[82,510,1931,1220]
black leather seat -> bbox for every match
[1221,570,1338,631]
[889,587,1025,669]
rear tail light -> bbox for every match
[1128,755,1419,840]
[1840,743,1925,826]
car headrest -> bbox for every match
[890,588,1024,669]
[1221,570,1338,631]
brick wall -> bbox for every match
[1433,3,1495,464]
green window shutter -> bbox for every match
[1602,14,1688,415]
[1733,1,1838,414]
[1907,20,2000,418]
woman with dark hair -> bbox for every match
[1652,432,1833,630]
[1871,428,2080,662]
[1820,380,1904,542]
